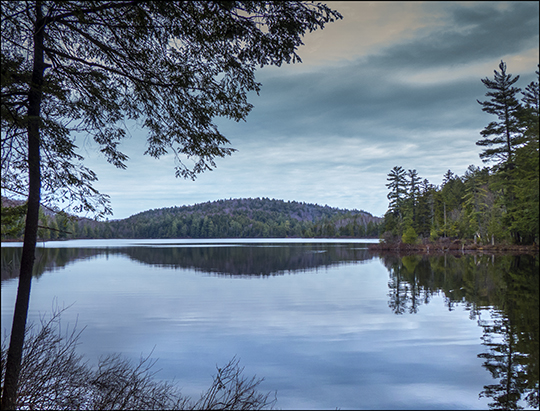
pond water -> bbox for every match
[1,239,538,410]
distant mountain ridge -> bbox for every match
[2,197,381,240]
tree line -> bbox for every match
[380,62,539,246]
[2,197,381,240]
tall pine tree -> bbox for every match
[476,60,523,168]
[407,169,421,226]
[386,166,408,216]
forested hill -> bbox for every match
[1,197,381,240]
[130,198,373,223]
[107,198,381,239]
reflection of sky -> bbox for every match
[1,249,491,409]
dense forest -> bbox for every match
[1,197,381,240]
[380,62,539,246]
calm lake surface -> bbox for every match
[1,239,538,410]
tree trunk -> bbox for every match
[1,3,45,409]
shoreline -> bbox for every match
[368,239,539,256]
[2,237,538,255]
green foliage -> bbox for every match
[0,200,82,241]
[429,226,439,242]
[381,62,539,246]
[401,226,418,244]
[508,68,540,244]
[102,198,380,239]
[385,166,407,215]
[1,202,26,238]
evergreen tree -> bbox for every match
[415,180,435,238]
[406,169,421,229]
[508,70,539,244]
[407,169,421,204]
[442,169,455,185]
[386,166,408,216]
[476,60,523,168]
[519,67,540,141]
[462,165,490,242]
[401,225,418,244]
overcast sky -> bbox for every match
[80,1,539,220]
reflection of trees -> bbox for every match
[382,253,539,410]
[383,254,508,315]
[1,243,375,280]
[1,247,104,281]
[478,311,530,410]
[121,244,374,277]
[477,256,539,410]
[385,255,436,314]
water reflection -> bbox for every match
[1,243,374,280]
[381,253,539,410]
[2,245,538,409]
[1,247,104,281]
[124,244,374,277]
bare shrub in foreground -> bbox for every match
[1,309,276,410]
[2,309,91,410]
[89,352,189,411]
[196,357,276,410]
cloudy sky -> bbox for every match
[80,1,539,219]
